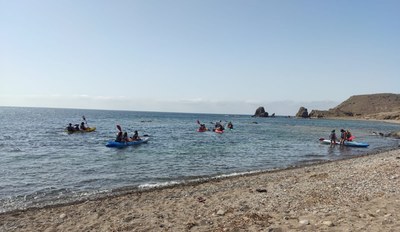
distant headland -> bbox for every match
[295,93,400,121]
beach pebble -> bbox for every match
[216,209,226,216]
[322,221,334,227]
[59,213,66,219]
[299,219,310,225]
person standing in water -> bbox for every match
[329,130,337,146]
[340,129,347,145]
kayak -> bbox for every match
[214,129,224,134]
[197,129,208,132]
[66,127,96,133]
[106,137,149,148]
[320,139,369,147]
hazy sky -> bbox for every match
[1,0,399,115]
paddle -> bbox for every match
[116,124,122,132]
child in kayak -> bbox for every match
[122,132,129,142]
[130,130,141,141]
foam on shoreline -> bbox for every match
[1,148,400,231]
[1,146,398,216]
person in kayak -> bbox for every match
[214,121,224,131]
[122,132,129,142]
[339,129,347,145]
[115,131,123,142]
[227,122,233,129]
[329,130,337,145]
[66,123,75,132]
[130,130,141,141]
[346,130,353,141]
[80,122,87,130]
[198,124,207,131]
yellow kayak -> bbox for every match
[66,127,96,133]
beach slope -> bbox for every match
[1,149,400,231]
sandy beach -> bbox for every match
[1,148,400,232]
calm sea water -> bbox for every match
[0,106,399,212]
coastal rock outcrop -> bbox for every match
[371,130,400,139]
[309,93,400,120]
[308,110,325,118]
[295,107,309,118]
[387,131,400,139]
[253,107,269,117]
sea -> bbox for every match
[0,106,399,213]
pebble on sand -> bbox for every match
[322,220,334,227]
[299,219,310,225]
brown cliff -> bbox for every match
[308,93,400,120]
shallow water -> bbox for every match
[0,107,399,212]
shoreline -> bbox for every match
[1,145,397,215]
[1,148,400,231]
[311,116,400,125]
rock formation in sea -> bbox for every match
[295,107,309,118]
[253,106,269,117]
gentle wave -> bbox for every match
[0,107,399,213]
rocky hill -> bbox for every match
[308,93,400,120]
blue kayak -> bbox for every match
[106,137,149,148]
[320,139,369,147]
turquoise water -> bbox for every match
[0,106,399,212]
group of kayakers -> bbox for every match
[197,120,234,133]
[115,130,141,142]
[66,117,144,143]
[329,129,353,145]
[66,122,88,132]
[66,116,93,132]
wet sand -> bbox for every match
[1,149,400,232]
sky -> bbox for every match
[1,0,399,115]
